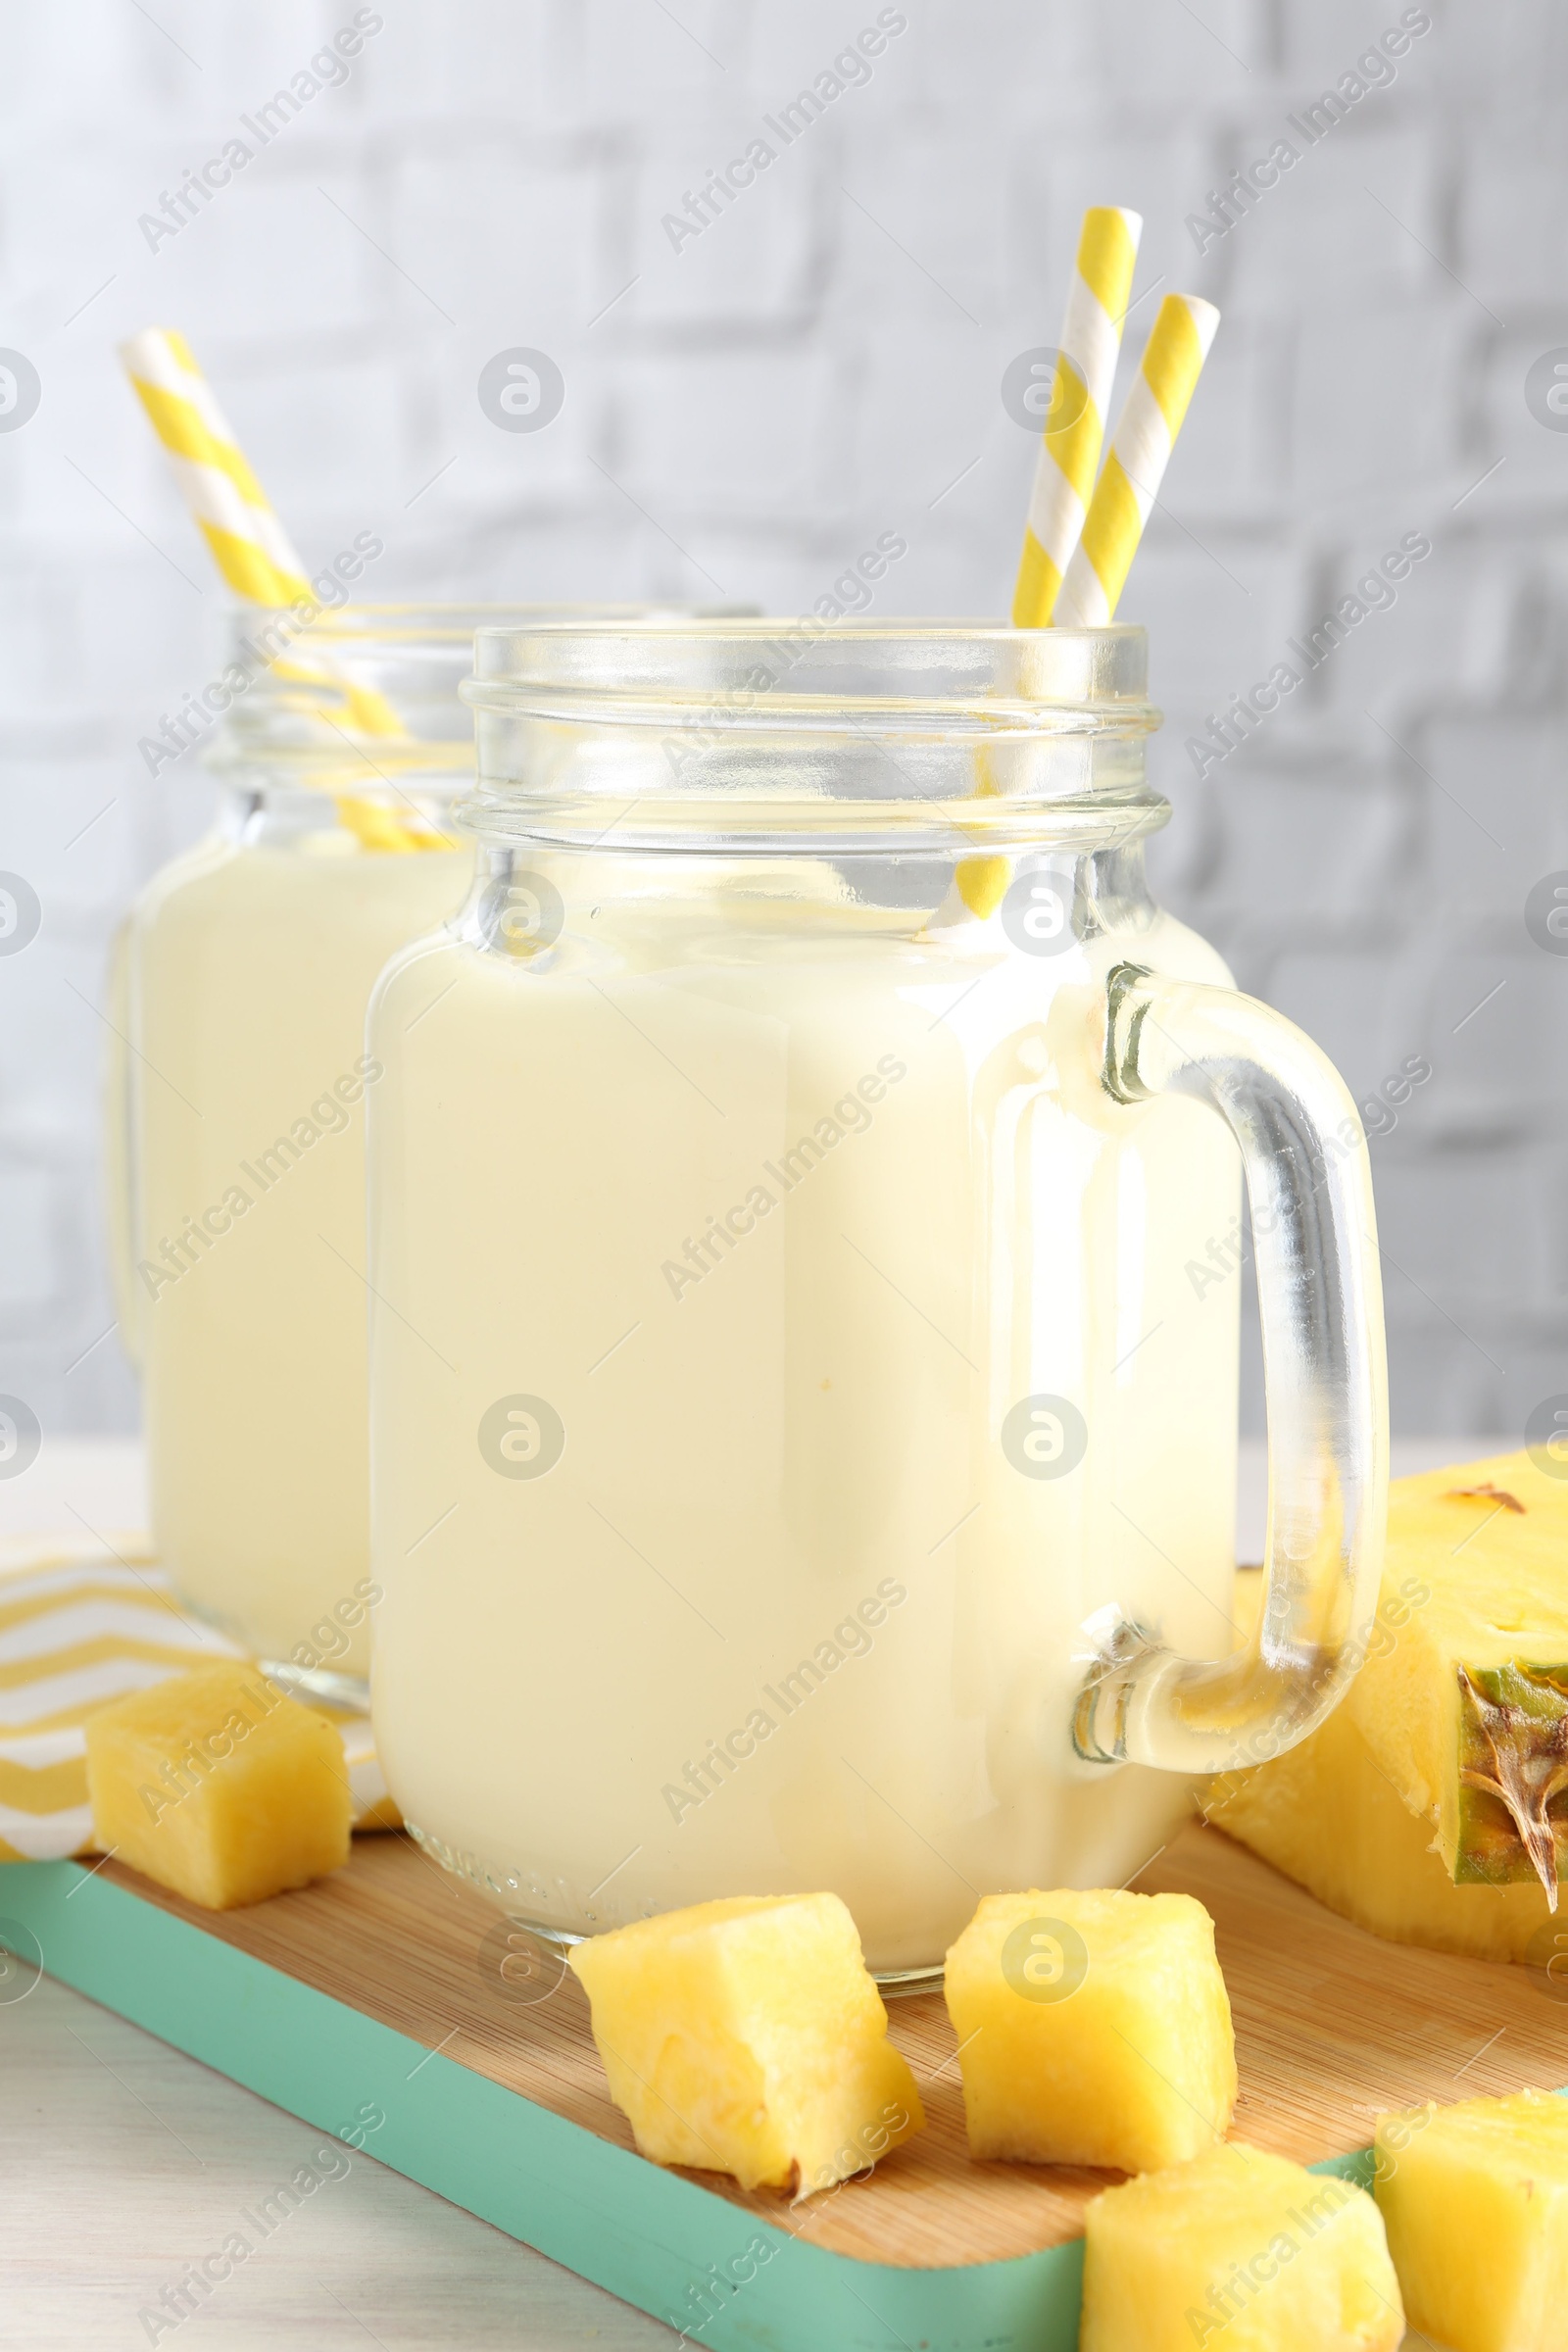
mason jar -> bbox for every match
[122,604,699,1696]
[366,620,1388,1981]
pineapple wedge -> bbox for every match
[1082,2141,1403,2352]
[566,1892,923,2197]
[1205,1693,1555,1963]
[943,1888,1236,2171]
[86,1663,352,1908]
[1343,1448,1568,1895]
[1374,2089,1568,2352]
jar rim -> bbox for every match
[270,600,742,649]
[460,619,1163,858]
[466,616,1156,737]
[206,602,744,790]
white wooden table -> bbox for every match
[2,1439,1466,2347]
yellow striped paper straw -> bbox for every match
[1053,293,1221,627]
[1011,207,1142,629]
[955,209,1140,915]
[120,328,313,606]
[120,326,409,760]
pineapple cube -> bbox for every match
[1082,2142,1404,2352]
[943,1888,1236,2171]
[1374,2089,1568,2352]
[86,1663,352,1909]
[566,1891,923,2196]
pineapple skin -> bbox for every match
[85,1663,353,1909]
[1205,1698,1555,1963]
[1343,1448,1568,1885]
[1082,2141,1404,2352]
[943,1888,1237,2172]
[566,1892,923,2197]
[1375,2089,1568,2352]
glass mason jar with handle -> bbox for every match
[366,620,1388,1983]
[120,604,702,1700]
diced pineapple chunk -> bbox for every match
[1082,2142,1404,2352]
[86,1663,352,1909]
[566,1891,923,2197]
[1374,2089,1568,2352]
[943,1888,1236,2171]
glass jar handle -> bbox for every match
[1073,961,1389,1774]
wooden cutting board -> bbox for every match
[8,1819,1566,2346]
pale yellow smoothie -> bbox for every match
[368,870,1241,1976]
[132,826,468,1670]
[122,602,710,1678]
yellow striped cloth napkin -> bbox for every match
[0,1544,390,1862]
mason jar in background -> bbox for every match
[365,619,1388,1983]
[119,604,705,1696]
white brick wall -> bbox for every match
[1,0,1564,1443]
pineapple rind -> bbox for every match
[944,1887,1237,2172]
[567,1892,923,2196]
[1206,1697,1554,1962]
[1345,1448,1568,1886]
[1454,1661,1568,1889]
[1374,2089,1568,2352]
[85,1662,353,1909]
[1082,2141,1404,2352]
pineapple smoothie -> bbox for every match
[123,604,710,1682]
[368,617,1386,1980]
[132,823,468,1671]
[368,873,1242,1977]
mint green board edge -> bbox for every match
[2,1859,1369,2350]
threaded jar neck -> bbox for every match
[461,619,1166,857]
